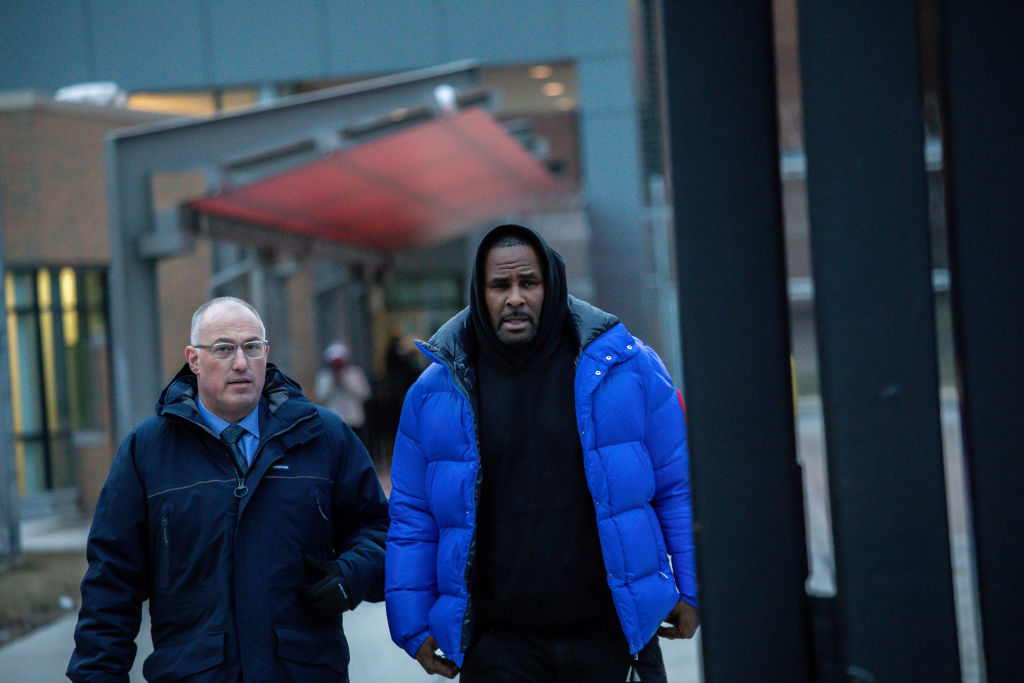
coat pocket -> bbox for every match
[314,495,334,557]
[142,630,224,682]
[275,626,349,676]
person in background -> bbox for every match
[385,225,698,681]
[315,341,372,449]
[68,296,388,682]
[384,329,421,415]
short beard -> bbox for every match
[495,325,538,346]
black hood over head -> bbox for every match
[468,223,573,372]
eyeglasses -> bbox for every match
[193,340,269,361]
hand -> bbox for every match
[414,634,459,679]
[298,554,352,615]
[657,599,699,639]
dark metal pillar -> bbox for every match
[939,3,1024,680]
[662,2,813,679]
[798,3,960,678]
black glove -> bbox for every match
[299,554,353,614]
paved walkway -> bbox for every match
[0,603,701,682]
[0,518,700,682]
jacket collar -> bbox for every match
[156,362,319,442]
[418,295,620,368]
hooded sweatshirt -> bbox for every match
[468,224,616,628]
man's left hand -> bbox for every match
[657,599,699,639]
[299,554,353,614]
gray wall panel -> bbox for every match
[0,0,93,91]
[207,0,323,85]
[92,0,208,90]
[564,0,632,57]
[577,56,637,113]
[576,81,652,340]
[324,1,444,76]
[443,0,567,63]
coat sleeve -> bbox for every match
[384,379,439,659]
[67,431,150,681]
[328,416,389,608]
[640,346,698,607]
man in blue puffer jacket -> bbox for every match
[68,297,388,682]
[386,225,698,681]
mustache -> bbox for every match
[500,309,536,324]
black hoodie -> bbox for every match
[468,224,615,629]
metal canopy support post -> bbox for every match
[0,186,20,562]
[798,3,960,678]
[106,62,480,442]
[661,2,813,679]
[940,3,1024,679]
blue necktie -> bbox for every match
[220,424,248,475]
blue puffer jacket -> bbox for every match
[386,297,697,666]
[68,363,388,682]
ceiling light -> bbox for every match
[541,82,566,97]
[529,65,554,79]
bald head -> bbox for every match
[190,297,265,345]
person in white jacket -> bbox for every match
[315,341,371,446]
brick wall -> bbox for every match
[0,96,159,266]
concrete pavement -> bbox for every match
[0,600,701,682]
[0,517,701,681]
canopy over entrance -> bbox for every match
[108,61,571,443]
[188,107,566,252]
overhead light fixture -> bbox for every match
[433,84,458,113]
[529,65,554,79]
[541,82,566,97]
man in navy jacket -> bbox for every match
[386,225,698,681]
[68,296,388,682]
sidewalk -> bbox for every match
[0,518,701,682]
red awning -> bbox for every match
[188,107,567,252]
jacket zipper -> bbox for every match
[315,496,333,556]
[226,447,248,498]
[215,411,318,499]
[160,511,170,591]
[315,496,329,522]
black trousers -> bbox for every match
[632,636,668,682]
[460,619,635,683]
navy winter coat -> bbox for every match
[68,363,388,682]
[385,297,697,667]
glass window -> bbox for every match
[4,267,109,494]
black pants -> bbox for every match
[460,620,634,683]
[631,636,668,682]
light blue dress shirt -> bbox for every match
[196,396,261,465]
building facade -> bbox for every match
[2,1,672,519]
